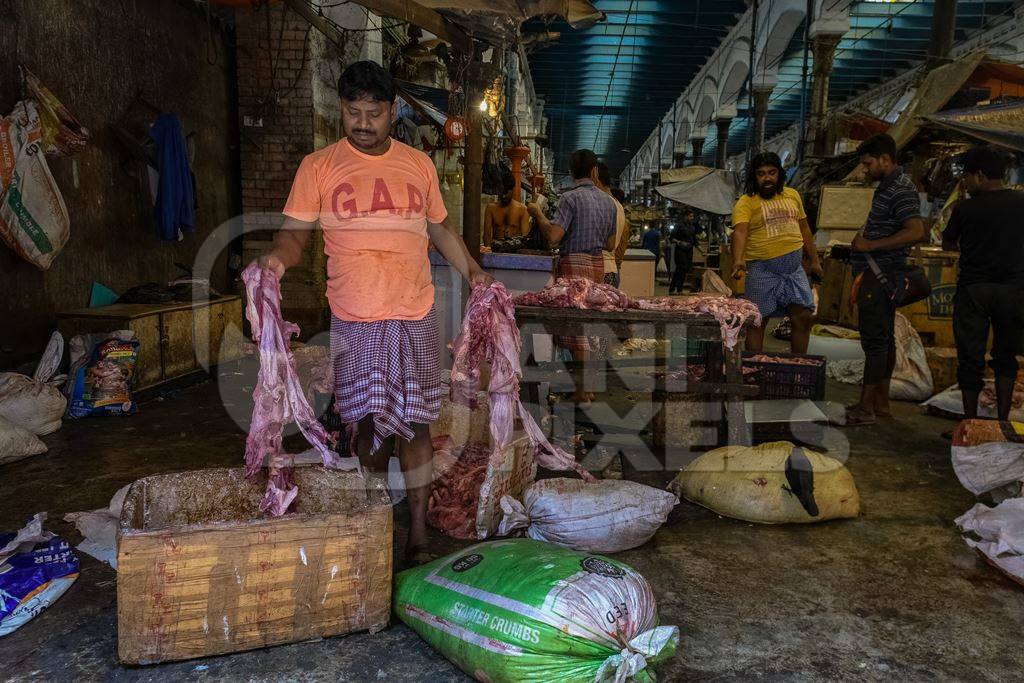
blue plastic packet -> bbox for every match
[66,336,140,419]
[0,534,79,636]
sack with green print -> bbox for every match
[394,539,679,682]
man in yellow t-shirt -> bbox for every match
[731,152,822,352]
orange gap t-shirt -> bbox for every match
[283,137,447,322]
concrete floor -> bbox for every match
[2,360,1024,682]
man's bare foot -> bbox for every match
[404,542,436,568]
[572,391,595,404]
[843,406,877,426]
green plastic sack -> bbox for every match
[394,539,679,682]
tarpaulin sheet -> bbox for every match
[654,166,737,216]
[924,101,1024,153]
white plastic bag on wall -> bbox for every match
[0,101,70,269]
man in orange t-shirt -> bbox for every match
[255,61,492,565]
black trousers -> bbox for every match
[953,282,1024,391]
[669,246,693,293]
[856,270,897,385]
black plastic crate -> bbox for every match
[742,351,827,401]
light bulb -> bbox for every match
[478,100,488,112]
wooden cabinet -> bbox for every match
[57,295,245,391]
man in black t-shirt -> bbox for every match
[942,145,1024,421]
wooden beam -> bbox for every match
[352,0,473,54]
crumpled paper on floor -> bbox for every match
[63,485,129,569]
[0,513,54,566]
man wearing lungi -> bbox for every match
[256,61,492,565]
[528,149,618,403]
[730,152,823,353]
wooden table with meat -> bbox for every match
[514,305,758,449]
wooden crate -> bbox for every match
[57,296,245,392]
[117,467,392,665]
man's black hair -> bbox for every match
[499,173,515,206]
[570,149,599,180]
[596,162,612,188]
[962,145,1008,180]
[856,133,897,161]
[611,187,626,203]
[337,60,396,102]
[744,151,786,197]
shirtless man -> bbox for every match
[484,176,530,246]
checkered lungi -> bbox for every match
[330,308,442,454]
[556,252,604,360]
[743,248,815,320]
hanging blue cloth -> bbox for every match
[148,113,195,241]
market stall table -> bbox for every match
[514,305,756,449]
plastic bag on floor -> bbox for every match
[924,383,1024,422]
[498,478,677,553]
[0,513,79,636]
[889,313,932,401]
[394,539,679,682]
[951,420,1024,499]
[956,498,1024,587]
[0,331,66,435]
[826,314,932,400]
[64,332,139,419]
[669,441,860,524]
[0,414,47,466]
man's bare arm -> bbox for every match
[427,217,493,286]
[259,216,316,278]
[853,217,926,253]
[527,204,565,247]
[730,221,750,279]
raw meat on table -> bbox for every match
[633,295,761,350]
[452,282,595,481]
[242,263,352,517]
[512,279,761,350]
[746,353,823,366]
[513,277,632,311]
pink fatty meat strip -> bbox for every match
[242,263,344,516]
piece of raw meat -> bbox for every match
[452,282,595,481]
[242,263,352,516]
[632,295,761,349]
[513,277,632,312]
[427,442,490,539]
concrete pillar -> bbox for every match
[690,138,705,166]
[642,179,651,205]
[751,87,773,153]
[809,33,843,158]
[926,0,958,71]
[714,118,732,169]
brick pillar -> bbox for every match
[236,1,379,335]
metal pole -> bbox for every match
[746,0,758,167]
[463,82,483,264]
[797,0,812,164]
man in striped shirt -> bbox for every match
[846,134,926,426]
